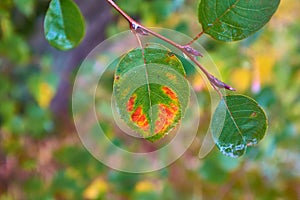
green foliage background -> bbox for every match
[1,0,300,199]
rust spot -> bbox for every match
[165,52,177,63]
[127,95,136,112]
[155,103,179,134]
[168,52,175,57]
[131,106,149,130]
[137,114,149,129]
[250,112,257,118]
[131,106,142,121]
[115,75,120,80]
[166,72,176,80]
[162,86,177,100]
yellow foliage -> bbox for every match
[273,0,300,25]
[37,82,55,109]
[135,180,155,193]
[253,52,277,85]
[164,13,181,27]
[247,42,279,92]
[83,178,108,199]
[65,168,81,180]
[143,14,156,27]
[231,68,251,92]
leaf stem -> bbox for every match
[106,0,134,24]
[185,31,204,46]
[106,0,235,92]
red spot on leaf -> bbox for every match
[131,106,142,121]
[162,86,177,100]
[131,106,149,130]
[165,52,177,63]
[127,95,136,112]
[250,112,257,118]
[168,52,175,57]
[155,103,179,134]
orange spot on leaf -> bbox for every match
[165,52,177,63]
[131,106,149,131]
[167,52,175,57]
[155,103,179,134]
[166,73,176,80]
[250,112,257,118]
[127,95,136,112]
[162,86,177,100]
[131,106,142,121]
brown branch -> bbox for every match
[185,31,204,46]
[106,0,235,92]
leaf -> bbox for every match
[211,94,267,157]
[113,45,190,142]
[198,0,280,41]
[0,33,30,64]
[14,0,35,17]
[198,150,240,183]
[44,0,85,50]
[135,180,155,193]
[83,178,108,199]
[28,73,59,109]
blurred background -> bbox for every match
[1,0,300,199]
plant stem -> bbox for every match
[106,0,134,23]
[185,31,204,46]
[106,0,235,92]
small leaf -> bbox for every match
[211,94,267,157]
[14,0,35,17]
[83,178,108,199]
[28,73,59,109]
[113,45,190,142]
[135,180,155,193]
[198,0,280,41]
[44,0,85,50]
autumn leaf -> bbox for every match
[113,44,190,142]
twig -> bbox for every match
[185,31,204,46]
[106,0,235,92]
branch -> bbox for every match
[185,31,204,46]
[106,0,235,92]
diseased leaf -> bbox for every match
[211,94,267,157]
[113,45,190,142]
[44,0,85,50]
[198,0,280,41]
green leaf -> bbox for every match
[14,0,35,17]
[198,150,240,184]
[113,45,190,142]
[44,0,85,50]
[211,94,267,157]
[198,0,280,41]
[0,34,30,64]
